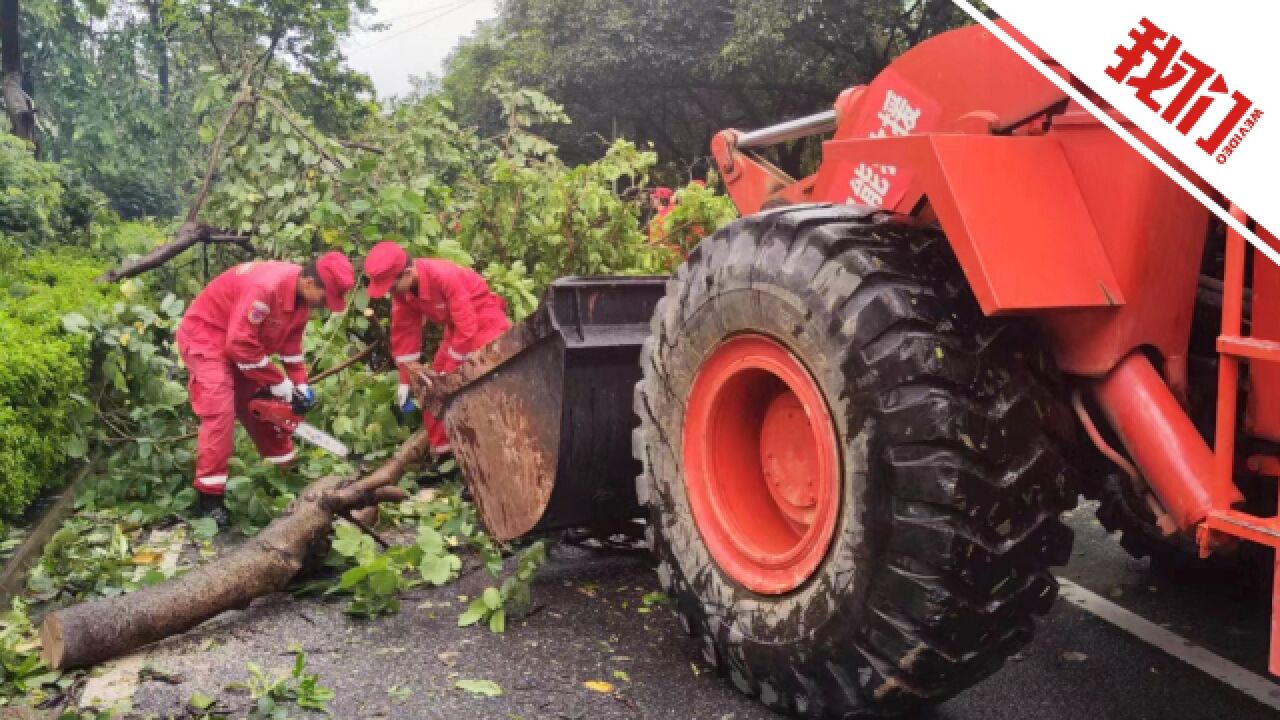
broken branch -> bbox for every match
[41,431,432,670]
[310,343,377,385]
[98,93,258,283]
[96,222,253,284]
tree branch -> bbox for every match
[96,223,253,283]
[310,343,377,384]
[338,140,385,155]
[187,93,255,223]
[260,94,345,171]
[97,92,258,283]
[198,12,229,76]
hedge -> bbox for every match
[0,244,115,516]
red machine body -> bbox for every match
[711,20,1280,674]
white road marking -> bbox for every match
[1056,577,1280,710]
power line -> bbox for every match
[376,0,476,26]
[349,0,483,54]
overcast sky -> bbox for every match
[343,0,500,99]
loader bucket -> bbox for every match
[442,276,668,541]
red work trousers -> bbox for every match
[424,316,511,453]
[180,349,295,495]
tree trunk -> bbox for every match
[145,0,169,106]
[41,432,431,670]
[1,0,36,144]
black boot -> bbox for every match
[197,492,230,530]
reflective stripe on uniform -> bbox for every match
[196,474,228,488]
[236,356,270,370]
[279,354,304,364]
[265,449,297,465]
[395,352,422,364]
[447,346,468,362]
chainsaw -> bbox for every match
[247,393,385,543]
[247,393,357,465]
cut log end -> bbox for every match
[39,613,64,669]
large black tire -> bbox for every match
[1088,466,1265,588]
[1089,471,1207,573]
[634,205,1082,717]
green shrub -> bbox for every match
[0,318,83,513]
[0,135,105,249]
[0,249,115,516]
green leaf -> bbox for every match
[189,692,216,710]
[488,608,505,634]
[188,517,218,540]
[367,568,401,596]
[641,591,669,606]
[61,312,90,333]
[337,564,371,590]
[419,553,452,586]
[331,523,368,557]
[457,597,489,627]
[482,586,502,610]
[160,293,185,318]
[65,433,88,459]
[455,679,503,697]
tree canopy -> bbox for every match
[2,0,377,218]
[441,0,973,177]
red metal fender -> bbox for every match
[814,134,1125,315]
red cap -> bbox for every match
[315,252,355,312]
[652,187,673,199]
[364,242,409,299]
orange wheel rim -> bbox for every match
[683,334,840,594]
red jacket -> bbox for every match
[177,261,312,387]
[390,258,507,382]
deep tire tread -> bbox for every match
[634,205,1080,717]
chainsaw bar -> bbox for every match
[293,422,351,458]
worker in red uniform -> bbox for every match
[176,253,355,521]
[363,242,511,456]
[647,186,675,247]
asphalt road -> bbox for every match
[115,501,1280,719]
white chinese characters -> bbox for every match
[849,89,920,207]
[850,163,897,207]
[871,90,922,139]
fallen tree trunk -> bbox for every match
[40,430,431,670]
[96,222,253,284]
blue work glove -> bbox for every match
[395,383,417,415]
[292,384,316,414]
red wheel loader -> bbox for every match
[410,19,1280,718]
